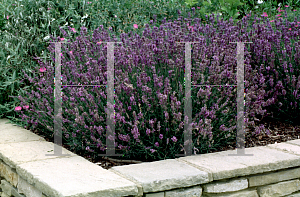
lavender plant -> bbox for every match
[2,0,299,128]
[241,10,300,125]
[10,10,298,162]
[0,0,201,120]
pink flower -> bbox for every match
[69,51,73,54]
[187,24,194,31]
[23,105,29,109]
[15,106,22,111]
[71,28,76,32]
[6,16,9,19]
[296,25,298,27]
[197,7,200,9]
[277,7,285,12]
[270,20,275,22]
[39,67,46,72]
[261,12,268,17]
[289,28,291,30]
[277,14,282,17]
[188,26,194,32]
[293,10,297,11]
[60,38,65,41]
[133,24,138,29]
[97,40,102,45]
[48,7,51,10]
[285,5,289,7]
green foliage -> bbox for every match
[195,0,244,24]
[184,0,199,8]
[0,17,5,31]
[218,0,244,20]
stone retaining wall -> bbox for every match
[1,157,300,196]
[0,158,48,197]
[1,117,300,197]
[147,166,300,197]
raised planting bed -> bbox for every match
[1,118,300,197]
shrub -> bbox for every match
[242,10,300,124]
[0,0,199,119]
[10,10,299,161]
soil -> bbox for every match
[27,115,300,170]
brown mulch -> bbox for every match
[28,115,300,170]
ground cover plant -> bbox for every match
[8,8,300,162]
[1,0,300,162]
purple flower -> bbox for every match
[150,149,156,153]
[282,89,286,95]
[159,134,163,140]
[164,111,169,120]
[146,128,151,136]
[155,142,159,147]
[86,146,94,152]
[72,132,76,138]
[118,134,130,142]
[107,135,115,141]
[130,96,135,102]
[171,136,177,143]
